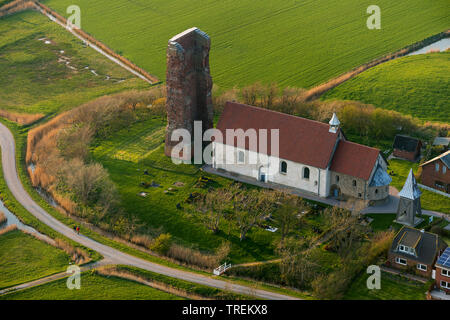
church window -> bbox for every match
[303,167,310,180]
[238,151,245,163]
[280,161,287,174]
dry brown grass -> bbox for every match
[0,224,17,236]
[54,238,90,264]
[166,242,230,270]
[130,234,153,248]
[0,210,6,225]
[96,266,209,300]
[0,110,44,125]
[0,0,35,17]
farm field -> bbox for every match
[43,0,449,89]
[91,116,281,263]
[344,271,429,300]
[0,272,184,300]
[0,10,148,116]
[323,52,450,123]
[388,159,450,214]
[0,229,70,289]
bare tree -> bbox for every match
[195,189,233,233]
[275,193,305,239]
[233,189,275,241]
[276,237,319,288]
[322,207,367,257]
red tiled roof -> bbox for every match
[330,140,380,180]
[215,102,341,169]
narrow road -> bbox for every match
[0,123,298,300]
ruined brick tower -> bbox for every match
[164,27,213,159]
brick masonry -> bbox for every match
[165,27,213,159]
[435,266,450,293]
[329,171,389,201]
[420,159,450,193]
[387,253,433,278]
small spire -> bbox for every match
[398,168,421,200]
[329,113,340,133]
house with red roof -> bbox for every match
[211,102,391,203]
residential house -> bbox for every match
[212,102,391,203]
[393,135,422,162]
[433,137,450,150]
[387,226,447,278]
[435,247,450,294]
[419,151,450,194]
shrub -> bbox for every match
[150,233,172,255]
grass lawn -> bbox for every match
[0,230,70,289]
[0,10,148,116]
[388,159,450,213]
[366,214,400,232]
[91,116,281,263]
[344,271,429,300]
[43,0,449,89]
[0,272,184,300]
[323,52,450,123]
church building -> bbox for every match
[211,102,391,203]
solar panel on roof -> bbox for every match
[437,248,450,268]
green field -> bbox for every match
[0,230,70,289]
[1,272,183,300]
[345,271,429,300]
[0,10,147,115]
[323,52,450,123]
[388,159,450,213]
[91,116,280,263]
[43,0,449,89]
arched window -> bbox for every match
[303,167,310,180]
[336,175,340,183]
[375,189,378,194]
[280,161,287,174]
[238,151,245,163]
[352,180,357,187]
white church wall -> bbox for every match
[212,142,329,196]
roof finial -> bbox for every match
[329,112,340,133]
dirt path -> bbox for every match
[0,122,298,300]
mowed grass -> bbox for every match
[323,52,450,123]
[44,0,449,89]
[0,230,70,289]
[0,10,148,115]
[388,159,450,214]
[344,271,429,300]
[1,272,184,300]
[91,117,280,263]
